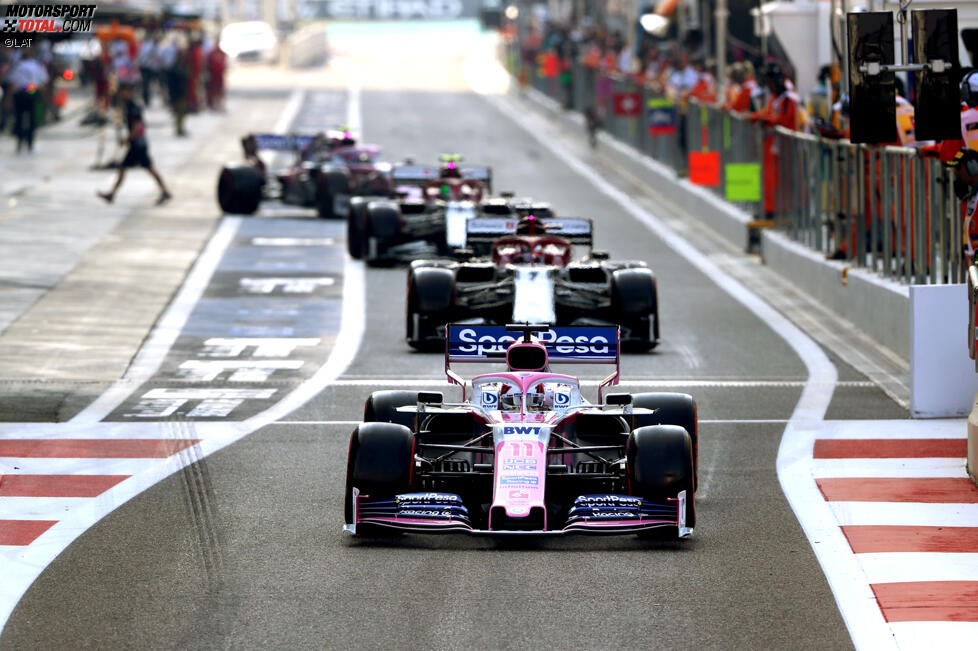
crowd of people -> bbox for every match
[513,14,978,264]
[0,28,227,156]
[87,29,227,137]
[0,42,60,153]
[1,27,230,207]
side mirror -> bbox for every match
[605,393,632,406]
[418,392,443,405]
[590,250,610,261]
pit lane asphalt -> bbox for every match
[0,24,892,649]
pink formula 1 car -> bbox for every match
[344,324,697,538]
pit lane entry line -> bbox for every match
[0,82,367,635]
[466,53,903,649]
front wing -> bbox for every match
[344,490,692,538]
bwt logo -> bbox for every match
[455,328,609,356]
[502,426,540,435]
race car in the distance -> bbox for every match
[344,324,696,538]
[406,216,659,351]
[346,155,493,264]
[217,128,392,217]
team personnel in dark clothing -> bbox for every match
[97,82,172,205]
[6,49,49,153]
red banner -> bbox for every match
[688,151,721,187]
[612,92,642,117]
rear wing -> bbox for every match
[245,133,319,152]
[465,216,593,246]
[444,324,620,401]
[391,163,493,191]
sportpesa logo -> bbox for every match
[2,4,96,33]
[454,327,610,356]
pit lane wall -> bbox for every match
[500,42,978,418]
[521,85,913,358]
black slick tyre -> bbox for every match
[217,165,263,215]
[627,424,695,533]
[315,168,350,218]
[406,267,455,350]
[363,390,439,428]
[631,393,698,490]
[611,268,658,351]
[347,197,369,259]
[344,422,415,526]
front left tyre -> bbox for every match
[344,422,415,527]
[626,424,695,535]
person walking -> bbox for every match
[97,81,172,205]
[7,48,49,153]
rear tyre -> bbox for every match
[631,393,698,490]
[344,422,415,527]
[364,201,401,265]
[315,168,351,219]
[611,269,658,351]
[627,425,695,534]
[406,267,455,351]
[347,197,369,259]
[364,390,439,428]
[217,165,263,215]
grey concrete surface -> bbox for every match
[0,87,292,421]
[1,24,869,648]
[762,229,911,360]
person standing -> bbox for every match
[138,34,159,107]
[7,48,49,153]
[164,43,188,136]
[205,39,226,111]
[97,81,172,205]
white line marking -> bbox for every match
[251,237,335,246]
[811,420,968,440]
[0,458,174,476]
[324,378,863,388]
[700,419,789,424]
[829,502,978,527]
[812,458,968,479]
[889,622,978,651]
[69,217,243,425]
[268,420,361,426]
[0,496,98,519]
[330,57,362,139]
[473,61,905,650]
[857,552,978,583]
[0,86,367,635]
[274,89,305,134]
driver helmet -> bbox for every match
[439,154,463,178]
[499,385,522,411]
[525,384,551,412]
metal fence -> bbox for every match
[506,44,967,285]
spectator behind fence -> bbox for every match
[946,149,978,263]
[751,63,801,218]
[921,69,978,163]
